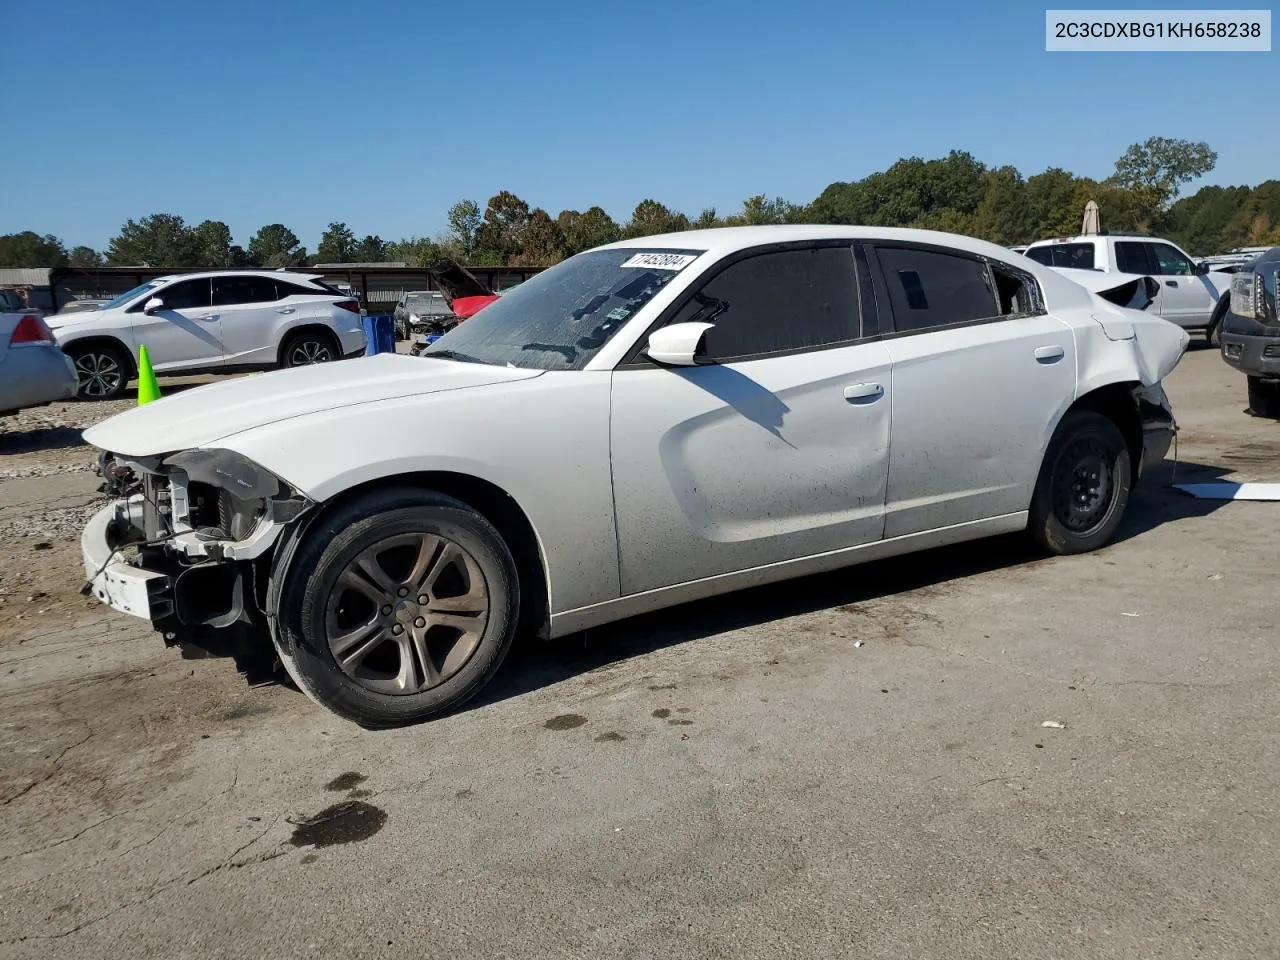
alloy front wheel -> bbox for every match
[324,533,490,696]
[272,489,520,727]
[70,345,129,400]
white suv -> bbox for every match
[47,271,368,399]
[1024,235,1234,343]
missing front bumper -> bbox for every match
[81,504,172,621]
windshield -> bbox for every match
[405,293,447,314]
[419,248,703,370]
[99,280,162,311]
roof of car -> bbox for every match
[156,270,325,283]
[600,225,1027,263]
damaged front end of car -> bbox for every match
[83,447,314,676]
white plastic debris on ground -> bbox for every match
[1175,482,1280,501]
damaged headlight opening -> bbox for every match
[94,449,312,631]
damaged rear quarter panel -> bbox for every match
[1039,267,1190,397]
[1073,307,1191,398]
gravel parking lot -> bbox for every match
[1,346,1277,960]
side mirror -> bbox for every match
[1195,261,1210,275]
[143,296,165,315]
[645,321,715,367]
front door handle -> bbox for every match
[194,313,220,321]
[843,382,884,404]
[1034,345,1065,364]
[1165,280,1178,287]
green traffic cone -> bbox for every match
[136,344,161,405]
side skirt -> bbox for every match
[549,511,1029,638]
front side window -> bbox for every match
[1025,243,1096,270]
[140,278,210,311]
[874,246,997,333]
[1149,242,1195,276]
[420,248,703,370]
[665,246,861,361]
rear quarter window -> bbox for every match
[1026,243,1096,270]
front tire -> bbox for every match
[68,342,130,401]
[272,488,520,726]
[1205,299,1228,347]
[1247,376,1280,419]
[1028,411,1132,555]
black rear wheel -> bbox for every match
[1028,411,1132,555]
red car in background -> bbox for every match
[407,260,502,355]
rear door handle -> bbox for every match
[843,382,884,403]
[277,307,296,314]
[1034,345,1065,364]
[1165,280,1178,287]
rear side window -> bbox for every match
[873,246,997,333]
[666,246,860,360]
[1114,242,1156,275]
[1025,243,1096,270]
[212,276,280,306]
[279,280,331,298]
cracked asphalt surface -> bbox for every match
[1,346,1277,959]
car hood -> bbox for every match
[82,353,543,457]
[46,307,125,332]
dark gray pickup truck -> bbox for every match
[1220,245,1280,418]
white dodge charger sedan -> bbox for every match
[80,226,1189,726]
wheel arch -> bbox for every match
[277,324,342,366]
[1059,381,1144,478]
[58,334,138,378]
[273,470,551,640]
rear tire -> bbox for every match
[1028,411,1132,555]
[280,330,340,368]
[1247,376,1280,419]
[68,342,130,401]
[272,488,520,727]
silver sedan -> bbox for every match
[0,313,78,416]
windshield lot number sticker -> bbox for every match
[620,253,696,270]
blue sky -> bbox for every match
[2,0,1276,250]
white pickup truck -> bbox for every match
[1024,234,1233,344]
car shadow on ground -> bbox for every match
[117,381,207,402]
[0,425,87,455]
[471,459,1237,713]
[0,385,209,455]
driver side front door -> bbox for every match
[609,243,892,596]
[127,277,224,370]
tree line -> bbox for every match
[3,137,1278,273]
